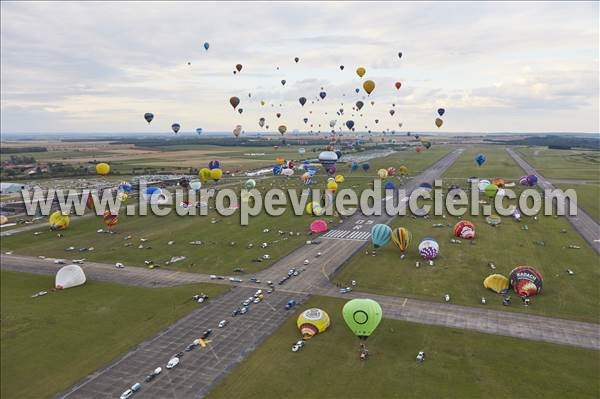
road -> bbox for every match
[2,147,598,399]
[507,148,599,254]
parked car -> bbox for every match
[253,297,261,304]
[232,308,241,317]
[218,319,228,328]
[240,306,248,314]
[166,357,180,369]
[285,300,297,310]
[120,389,133,399]
[200,329,212,340]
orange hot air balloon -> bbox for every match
[363,80,375,95]
[356,67,366,78]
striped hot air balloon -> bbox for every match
[418,238,439,261]
[391,227,412,257]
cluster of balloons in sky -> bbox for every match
[139,43,447,137]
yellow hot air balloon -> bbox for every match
[199,168,211,182]
[260,100,266,106]
[276,156,285,165]
[327,181,338,192]
[306,201,323,216]
[398,165,408,176]
[363,80,375,95]
[377,168,388,178]
[278,125,287,135]
[297,308,330,339]
[0,215,8,225]
[356,67,366,78]
[484,274,510,294]
[49,211,70,231]
[210,169,223,181]
[96,162,110,176]
[334,175,345,183]
[435,118,443,128]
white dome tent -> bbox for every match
[55,265,86,289]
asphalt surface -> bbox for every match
[2,147,599,399]
[507,148,600,254]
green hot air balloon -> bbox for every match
[342,299,382,339]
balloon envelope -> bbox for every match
[55,265,86,289]
[342,299,382,339]
[297,308,330,339]
[391,227,412,254]
[96,163,110,176]
[418,238,439,261]
[371,224,392,248]
[509,266,543,297]
[310,219,328,234]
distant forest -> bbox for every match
[0,146,47,154]
[484,135,600,150]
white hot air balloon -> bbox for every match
[55,265,86,289]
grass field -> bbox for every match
[1,147,451,275]
[0,270,229,399]
[556,183,600,222]
[515,147,600,181]
[443,145,524,180]
[208,296,600,399]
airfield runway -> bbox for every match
[2,147,598,399]
[506,148,600,254]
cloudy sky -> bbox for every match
[1,1,598,134]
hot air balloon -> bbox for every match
[55,265,86,290]
[415,146,422,153]
[387,167,396,177]
[526,175,538,186]
[398,165,408,175]
[350,161,359,172]
[294,57,299,63]
[398,52,403,59]
[318,151,338,173]
[272,165,282,175]
[389,109,395,116]
[230,96,240,109]
[258,118,265,128]
[299,97,307,106]
[422,141,431,149]
[199,168,211,182]
[453,220,475,239]
[509,266,543,297]
[334,175,345,183]
[203,42,209,50]
[355,101,364,110]
[303,118,309,124]
[329,120,337,128]
[190,179,202,191]
[49,211,70,231]
[281,79,286,86]
[418,238,439,261]
[171,123,181,134]
[306,201,324,216]
[301,172,312,186]
[377,169,388,179]
[297,308,330,340]
[144,113,154,124]
[475,153,486,166]
[371,224,392,248]
[320,91,327,100]
[363,80,375,95]
[278,125,287,135]
[118,181,132,192]
[340,65,345,70]
[391,227,411,257]
[210,169,223,182]
[486,215,502,225]
[327,180,338,192]
[342,299,382,339]
[394,82,401,90]
[484,184,498,198]
[208,160,221,170]
[483,274,510,294]
[384,181,395,190]
[196,128,203,135]
[178,177,190,189]
[437,108,445,116]
[310,219,328,234]
[346,120,355,130]
[243,179,256,190]
[238,108,244,114]
[96,162,110,176]
[233,124,242,137]
[102,211,119,229]
[361,162,370,172]
[356,67,366,78]
[235,64,242,72]
[435,118,443,128]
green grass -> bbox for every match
[0,270,229,399]
[443,145,525,180]
[556,183,600,222]
[208,296,600,399]
[1,147,452,275]
[515,147,600,181]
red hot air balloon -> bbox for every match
[395,82,402,90]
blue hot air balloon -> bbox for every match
[351,161,359,171]
[335,150,343,159]
[475,153,486,166]
[384,181,395,190]
[208,160,220,170]
[307,167,317,176]
[273,165,282,175]
[203,42,210,50]
[320,91,326,100]
[371,224,392,248]
[346,120,355,130]
[196,128,203,135]
[437,108,445,116]
[362,162,370,172]
[355,88,360,93]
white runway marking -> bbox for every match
[322,229,371,241]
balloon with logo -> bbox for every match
[509,266,543,297]
[342,299,382,340]
[310,219,328,234]
[453,220,475,239]
[297,308,330,340]
[475,153,486,166]
[391,227,411,257]
[371,224,392,248]
[96,162,110,176]
[102,211,119,229]
[418,238,439,261]
[49,211,70,231]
